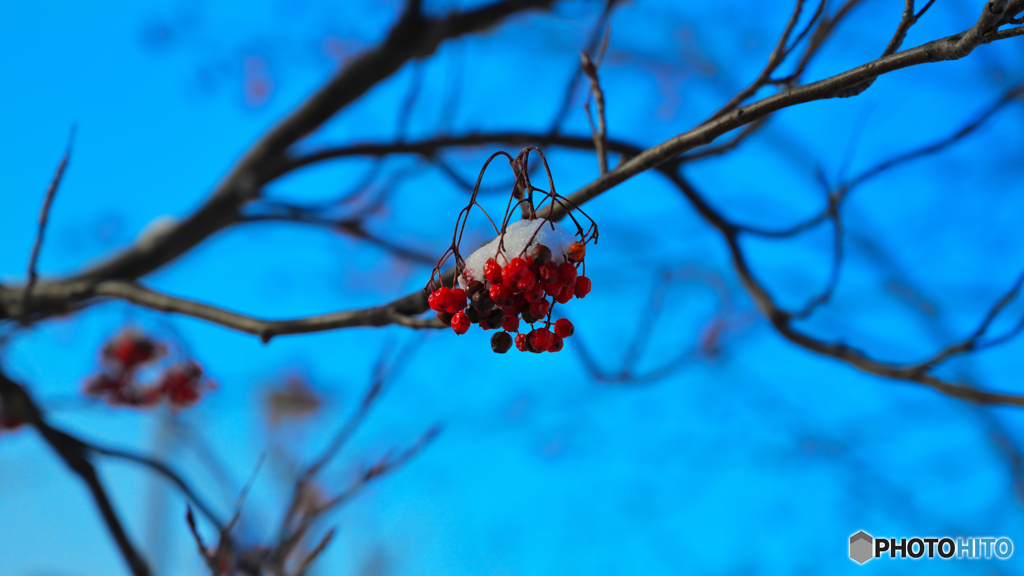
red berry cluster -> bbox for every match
[429,242,590,353]
[84,330,210,410]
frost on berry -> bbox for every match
[424,147,597,354]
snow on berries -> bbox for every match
[84,329,212,409]
[426,147,597,353]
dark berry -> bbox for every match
[465,307,482,324]
[470,290,495,312]
[521,306,538,324]
[467,280,485,297]
[530,244,552,267]
[491,332,513,354]
[484,308,507,330]
[437,311,454,326]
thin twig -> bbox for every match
[581,50,609,174]
[22,126,75,320]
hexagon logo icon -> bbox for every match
[850,531,873,564]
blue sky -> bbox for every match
[2,1,1024,574]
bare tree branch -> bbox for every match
[21,127,74,320]
[0,371,151,576]
[87,281,443,343]
[1,0,557,324]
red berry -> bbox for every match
[525,284,546,303]
[489,284,512,306]
[502,257,529,286]
[539,261,561,285]
[529,328,554,352]
[529,300,550,319]
[491,332,513,354]
[84,373,125,397]
[549,335,564,353]
[516,270,536,292]
[104,331,160,369]
[451,311,470,335]
[484,259,503,285]
[447,288,467,312]
[543,281,563,297]
[558,262,577,286]
[429,287,452,312]
[160,361,204,409]
[514,333,528,352]
[556,284,574,304]
[567,241,586,263]
[574,276,592,298]
[503,314,520,332]
[554,318,574,338]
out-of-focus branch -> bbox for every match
[581,50,610,174]
[549,0,619,132]
[705,0,818,122]
[542,0,1024,224]
[662,169,1024,407]
[266,344,439,575]
[1,0,557,323]
[21,127,74,320]
[0,371,151,576]
[738,83,1024,238]
[571,267,745,385]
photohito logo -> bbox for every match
[849,531,1013,564]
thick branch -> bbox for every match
[89,281,443,342]
[6,0,555,321]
